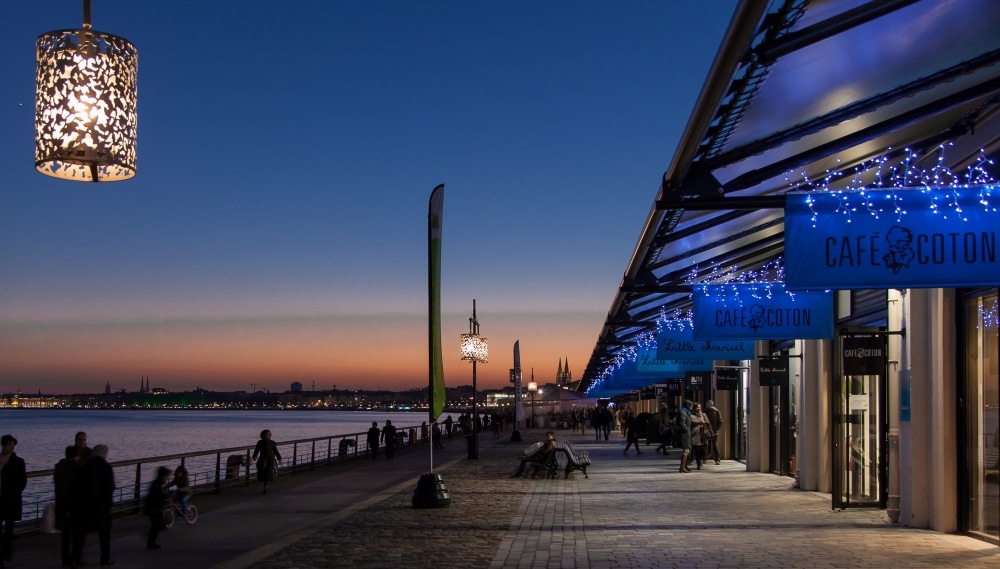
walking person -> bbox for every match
[444,415,454,438]
[252,429,281,493]
[71,444,115,567]
[381,420,397,460]
[0,435,27,568]
[705,400,724,464]
[592,407,602,441]
[366,422,381,460]
[690,403,714,470]
[54,446,77,567]
[144,467,171,550]
[622,415,643,455]
[654,404,672,456]
[676,401,693,473]
[432,422,444,449]
[600,406,614,441]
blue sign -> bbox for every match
[692,284,834,340]
[656,325,755,361]
[635,347,712,375]
[785,188,999,289]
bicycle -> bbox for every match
[162,493,198,528]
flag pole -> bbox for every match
[413,184,450,508]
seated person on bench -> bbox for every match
[511,431,557,478]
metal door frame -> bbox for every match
[831,327,891,510]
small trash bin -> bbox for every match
[409,428,417,446]
[338,439,356,457]
[225,454,244,480]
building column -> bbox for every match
[747,340,769,472]
[800,338,831,492]
[903,287,958,532]
[886,288,905,523]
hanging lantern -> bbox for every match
[35,0,137,182]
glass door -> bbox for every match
[964,292,999,541]
[832,330,888,509]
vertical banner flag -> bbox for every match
[785,188,999,289]
[513,341,524,427]
[428,185,445,421]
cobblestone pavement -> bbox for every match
[246,430,1000,569]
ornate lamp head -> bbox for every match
[35,0,137,182]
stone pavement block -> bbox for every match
[238,431,1000,569]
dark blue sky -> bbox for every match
[0,1,736,394]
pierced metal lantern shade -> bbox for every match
[35,27,137,182]
[460,334,489,363]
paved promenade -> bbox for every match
[11,428,1000,568]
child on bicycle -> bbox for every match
[167,465,193,515]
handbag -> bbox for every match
[40,502,58,534]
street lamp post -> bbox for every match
[460,300,487,459]
[527,381,538,429]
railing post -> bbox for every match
[245,449,252,487]
[292,442,298,474]
[311,440,316,471]
[328,438,332,464]
[214,452,222,494]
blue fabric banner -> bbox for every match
[692,284,834,339]
[785,188,999,289]
[656,325,755,361]
[635,346,713,376]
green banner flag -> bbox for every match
[428,184,446,421]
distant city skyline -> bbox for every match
[0,2,736,394]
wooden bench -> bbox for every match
[556,441,591,479]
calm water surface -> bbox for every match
[1,409,430,511]
[0,409,430,469]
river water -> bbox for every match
[0,409,431,512]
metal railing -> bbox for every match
[18,424,429,533]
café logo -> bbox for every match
[825,225,996,273]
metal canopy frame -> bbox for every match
[580,0,1000,393]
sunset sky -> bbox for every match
[0,1,735,394]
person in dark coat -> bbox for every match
[252,430,281,493]
[366,422,381,460]
[71,444,115,567]
[381,420,397,460]
[654,404,672,456]
[432,422,444,448]
[0,435,27,568]
[705,400,724,465]
[144,467,171,550]
[54,445,78,567]
[622,416,643,455]
[444,415,454,438]
[677,400,693,473]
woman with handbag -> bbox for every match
[690,403,715,470]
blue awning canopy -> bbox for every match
[582,0,1000,395]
